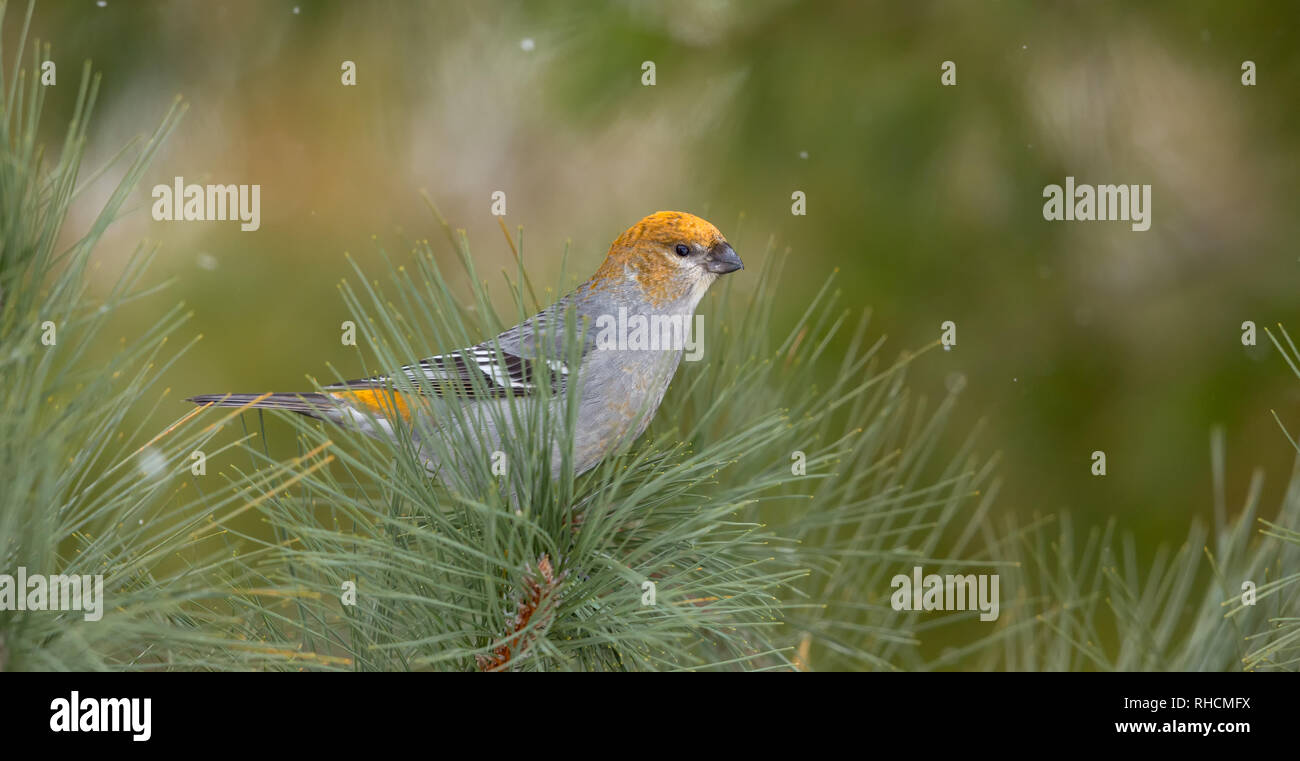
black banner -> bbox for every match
[1,671,1285,749]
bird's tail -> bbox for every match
[186,392,337,421]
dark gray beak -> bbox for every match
[705,242,744,274]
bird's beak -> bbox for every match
[705,242,744,274]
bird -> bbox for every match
[187,211,744,479]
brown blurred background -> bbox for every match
[16,0,1300,550]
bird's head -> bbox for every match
[591,211,743,308]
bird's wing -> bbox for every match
[326,344,570,399]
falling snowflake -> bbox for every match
[137,447,167,479]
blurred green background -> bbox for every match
[17,0,1300,549]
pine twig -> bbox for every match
[477,555,565,672]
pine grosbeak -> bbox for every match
[188,211,743,477]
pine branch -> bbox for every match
[477,554,564,672]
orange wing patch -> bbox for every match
[330,388,414,422]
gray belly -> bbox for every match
[568,347,682,475]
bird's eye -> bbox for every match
[674,244,690,257]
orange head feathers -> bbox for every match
[590,211,743,307]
